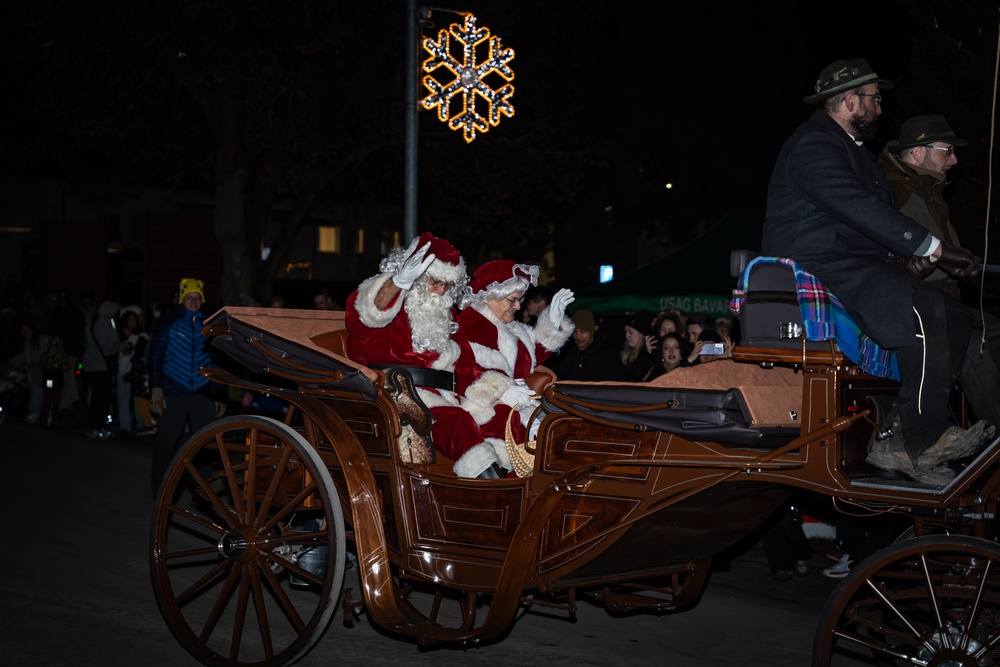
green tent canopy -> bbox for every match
[572,211,764,316]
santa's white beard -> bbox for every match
[404,285,457,354]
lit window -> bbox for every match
[355,229,364,254]
[318,226,340,253]
[381,231,402,254]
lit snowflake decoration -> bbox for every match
[421,14,515,143]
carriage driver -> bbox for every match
[762,58,994,485]
[345,233,516,478]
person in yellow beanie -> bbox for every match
[148,278,226,497]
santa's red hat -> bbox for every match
[403,232,466,284]
[465,260,539,298]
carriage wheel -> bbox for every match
[813,534,1000,666]
[150,415,346,667]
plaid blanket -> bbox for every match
[729,257,899,380]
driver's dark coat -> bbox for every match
[762,109,933,349]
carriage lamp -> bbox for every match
[421,13,515,142]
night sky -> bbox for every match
[1,1,996,295]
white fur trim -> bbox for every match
[472,303,539,371]
[487,437,512,470]
[354,273,403,329]
[453,440,501,478]
[417,387,460,409]
[462,371,511,425]
[431,340,461,371]
[426,257,466,285]
[469,341,515,376]
[532,310,574,353]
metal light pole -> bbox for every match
[403,0,419,244]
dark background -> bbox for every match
[0,0,997,306]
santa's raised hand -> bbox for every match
[392,242,436,290]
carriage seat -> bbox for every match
[731,250,839,352]
[544,381,799,449]
[311,328,351,357]
[731,253,900,380]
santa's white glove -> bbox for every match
[392,243,436,290]
[547,288,575,326]
[500,380,536,409]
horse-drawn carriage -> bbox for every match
[150,260,1000,667]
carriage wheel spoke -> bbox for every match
[151,416,345,667]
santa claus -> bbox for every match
[345,234,515,478]
[455,260,575,474]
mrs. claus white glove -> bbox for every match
[500,380,536,409]
[547,288,575,326]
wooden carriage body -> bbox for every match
[150,289,1000,666]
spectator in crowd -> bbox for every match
[116,305,147,435]
[149,278,227,495]
[822,519,893,579]
[313,287,341,311]
[685,314,716,347]
[762,58,989,485]
[652,309,687,341]
[0,306,18,363]
[269,295,286,308]
[129,335,155,435]
[80,295,120,439]
[690,328,734,365]
[517,284,553,327]
[715,315,738,342]
[38,324,67,428]
[876,114,1000,428]
[620,310,656,382]
[8,320,44,423]
[645,332,691,381]
[54,290,85,416]
[456,260,574,475]
[762,497,813,582]
[551,310,625,381]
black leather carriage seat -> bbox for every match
[544,383,800,449]
[731,250,839,352]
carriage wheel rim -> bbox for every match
[149,415,346,667]
[813,533,1000,667]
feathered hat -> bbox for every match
[465,260,539,299]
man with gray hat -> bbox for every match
[877,115,1000,429]
[763,59,993,485]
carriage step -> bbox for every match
[849,432,1000,495]
[849,475,953,494]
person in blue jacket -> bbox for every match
[148,278,225,495]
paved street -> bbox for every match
[0,416,869,666]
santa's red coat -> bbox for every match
[344,273,499,470]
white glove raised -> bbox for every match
[547,288,575,326]
[500,380,536,409]
[392,243,436,290]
